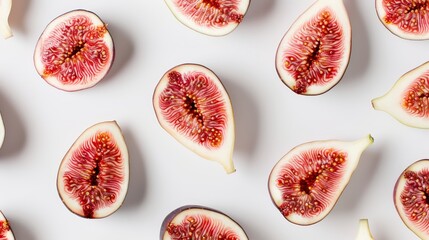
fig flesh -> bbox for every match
[0,211,14,240]
[268,135,374,225]
[376,0,429,40]
[160,205,248,240]
[0,0,12,39]
[394,159,429,239]
[355,219,375,240]
[34,9,114,91]
[275,0,351,95]
[164,0,250,36]
[57,121,129,219]
[0,112,5,150]
[372,61,429,128]
[153,63,235,174]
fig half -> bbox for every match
[268,135,374,225]
[0,211,14,240]
[34,9,114,91]
[164,0,250,36]
[275,0,351,95]
[372,61,429,129]
[355,219,375,240]
[57,121,129,218]
[153,63,235,174]
[160,205,248,240]
[376,0,429,40]
[0,0,12,39]
[394,159,429,239]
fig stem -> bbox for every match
[355,219,375,240]
[222,159,236,174]
[0,0,12,39]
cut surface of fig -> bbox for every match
[34,9,114,91]
[394,159,429,239]
[268,135,373,225]
[355,219,375,240]
[153,63,235,174]
[0,211,14,240]
[164,0,250,36]
[160,205,248,240]
[0,112,5,150]
[57,121,129,218]
[0,0,12,39]
[376,0,429,40]
[372,61,429,128]
[275,0,351,95]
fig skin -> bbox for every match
[34,9,115,92]
[153,63,236,174]
[160,205,249,240]
[57,121,129,219]
[394,159,429,240]
[268,135,374,226]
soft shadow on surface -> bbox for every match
[237,215,269,240]
[10,217,36,240]
[244,0,277,22]
[0,91,26,158]
[121,128,147,210]
[101,23,136,85]
[222,79,260,160]
[9,0,32,35]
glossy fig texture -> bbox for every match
[355,219,375,240]
[372,61,429,128]
[394,159,429,240]
[34,9,114,91]
[153,64,235,174]
[57,121,129,219]
[275,0,351,95]
[376,0,429,40]
[164,0,250,36]
[268,135,373,225]
[0,211,15,240]
[160,205,248,240]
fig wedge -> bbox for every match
[372,61,429,128]
[0,211,14,240]
[153,63,236,174]
[57,121,129,218]
[275,0,351,95]
[268,135,374,225]
[0,0,12,39]
[355,219,375,240]
[160,205,248,240]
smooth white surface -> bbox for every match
[0,0,427,239]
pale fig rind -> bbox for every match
[0,211,15,240]
[372,61,429,129]
[160,205,249,240]
[394,159,429,240]
[57,121,129,219]
[275,0,351,95]
[355,219,375,240]
[153,63,236,174]
[0,0,12,39]
[268,135,374,225]
[0,111,5,150]
[164,0,250,36]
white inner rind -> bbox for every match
[275,0,351,95]
[34,10,114,92]
[268,135,373,225]
[0,111,5,150]
[355,219,375,240]
[372,61,429,129]
[164,0,250,36]
[162,208,248,240]
[0,0,12,39]
[0,211,15,240]
[57,121,129,218]
[394,160,429,240]
[375,0,429,40]
[153,64,235,173]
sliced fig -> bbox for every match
[0,211,15,240]
[0,112,5,150]
[275,0,351,95]
[164,0,250,36]
[268,135,374,225]
[57,121,129,218]
[394,159,429,239]
[372,61,429,128]
[160,205,248,240]
[376,0,429,40]
[153,63,235,174]
[355,219,375,240]
[34,9,114,91]
[0,0,12,39]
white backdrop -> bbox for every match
[0,0,427,239]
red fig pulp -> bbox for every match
[0,211,14,240]
[34,9,114,91]
[57,121,129,218]
[153,64,235,173]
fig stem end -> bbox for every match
[355,219,375,240]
